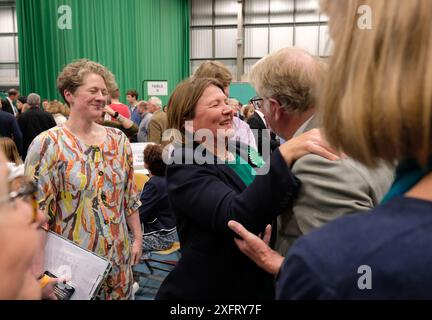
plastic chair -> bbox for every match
[133,240,181,282]
[134,172,149,191]
[133,241,181,298]
[141,241,180,274]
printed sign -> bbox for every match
[147,81,168,96]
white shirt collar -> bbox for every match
[7,97,17,116]
[255,109,267,127]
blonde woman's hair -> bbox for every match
[227,98,239,106]
[243,104,255,120]
[57,59,117,107]
[249,47,325,113]
[45,100,62,114]
[61,103,70,116]
[319,0,432,167]
[0,137,22,164]
[194,61,233,89]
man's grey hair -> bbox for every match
[249,47,325,114]
[27,93,41,107]
[148,96,162,109]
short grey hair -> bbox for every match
[148,96,162,109]
[27,93,41,107]
[249,47,324,113]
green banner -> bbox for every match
[17,0,190,106]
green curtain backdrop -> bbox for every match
[16,0,190,106]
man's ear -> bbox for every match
[269,98,282,121]
[223,86,230,97]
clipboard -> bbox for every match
[43,230,112,300]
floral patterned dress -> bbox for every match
[25,126,141,299]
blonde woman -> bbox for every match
[243,103,255,120]
[45,100,67,125]
[229,0,432,299]
[25,59,142,300]
[0,136,24,193]
[0,137,22,165]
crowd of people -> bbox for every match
[1,0,431,300]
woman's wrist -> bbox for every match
[278,143,295,167]
[132,229,143,242]
[133,236,142,244]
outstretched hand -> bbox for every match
[228,220,284,276]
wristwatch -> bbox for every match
[113,111,119,119]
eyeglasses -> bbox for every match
[250,97,264,109]
[250,96,284,110]
[0,181,38,224]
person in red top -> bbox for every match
[108,88,130,120]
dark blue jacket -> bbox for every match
[1,98,16,116]
[139,175,176,234]
[156,144,299,300]
[277,196,432,299]
[0,110,23,155]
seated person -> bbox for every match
[139,144,176,251]
[45,100,67,126]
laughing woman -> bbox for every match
[25,59,142,300]
[155,77,339,300]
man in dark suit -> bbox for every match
[17,93,56,159]
[1,89,20,117]
[247,98,280,158]
[0,99,23,155]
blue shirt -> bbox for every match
[277,196,432,299]
[130,107,142,126]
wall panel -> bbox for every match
[191,0,212,26]
[215,28,237,58]
[191,29,213,59]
